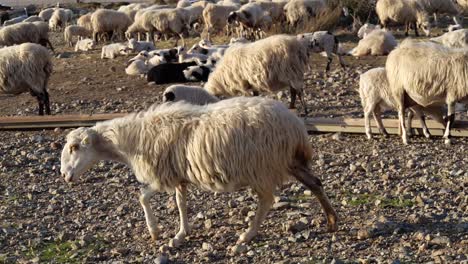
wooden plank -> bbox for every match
[0,114,467,137]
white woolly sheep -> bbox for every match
[128,38,156,52]
[147,53,167,67]
[3,8,28,26]
[359,67,444,139]
[75,38,96,52]
[376,0,431,37]
[357,23,381,39]
[458,0,468,14]
[101,43,132,59]
[298,31,345,72]
[162,85,219,104]
[178,5,205,27]
[177,0,192,8]
[386,40,468,144]
[64,25,91,47]
[32,21,54,51]
[125,59,149,76]
[349,29,398,56]
[0,22,53,51]
[227,3,268,39]
[255,1,287,22]
[77,13,93,31]
[150,9,190,46]
[202,3,240,41]
[23,16,44,23]
[205,34,310,112]
[60,97,338,247]
[418,0,462,26]
[430,29,467,48]
[284,0,327,26]
[91,9,132,43]
[0,43,53,115]
[38,8,55,22]
[49,8,73,31]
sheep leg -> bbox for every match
[298,91,308,116]
[405,23,410,36]
[443,102,456,145]
[43,90,51,115]
[414,22,419,37]
[372,105,388,137]
[337,54,346,69]
[325,56,332,72]
[433,13,438,27]
[364,106,373,139]
[291,165,338,232]
[170,184,189,248]
[139,187,159,241]
[398,107,409,145]
[289,87,297,109]
[237,192,274,244]
[406,109,414,137]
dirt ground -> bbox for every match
[0,16,467,264]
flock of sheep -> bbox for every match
[0,0,467,250]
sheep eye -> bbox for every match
[69,144,79,153]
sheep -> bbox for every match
[183,65,212,81]
[458,0,468,14]
[0,22,53,51]
[298,31,346,72]
[38,8,55,22]
[178,5,204,27]
[386,40,468,145]
[177,46,209,63]
[188,43,227,60]
[177,0,192,8]
[447,23,462,32]
[418,0,462,26]
[75,38,96,52]
[150,9,190,46]
[91,9,132,43]
[284,0,327,27]
[147,53,167,67]
[101,43,132,59]
[23,16,43,23]
[348,29,398,56]
[162,85,219,104]
[229,37,250,44]
[64,25,91,47]
[147,61,197,84]
[430,29,468,48]
[118,3,150,20]
[376,0,431,37]
[49,8,73,31]
[357,23,381,39]
[125,59,149,76]
[204,34,309,113]
[128,38,156,52]
[77,13,93,31]
[227,3,267,39]
[255,1,287,22]
[359,67,445,139]
[202,3,240,41]
[0,43,53,115]
[3,8,28,26]
[150,48,179,62]
[60,96,338,247]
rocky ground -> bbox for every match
[0,18,467,263]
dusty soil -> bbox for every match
[0,17,467,263]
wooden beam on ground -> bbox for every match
[0,114,467,137]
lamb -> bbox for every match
[64,25,91,47]
[357,23,381,39]
[417,0,462,26]
[60,97,338,247]
[359,67,444,139]
[147,53,167,67]
[202,3,240,41]
[298,31,346,72]
[75,38,96,52]
[386,40,468,144]
[430,29,468,48]
[147,61,197,84]
[284,0,327,27]
[204,34,309,112]
[23,16,43,23]
[162,85,219,104]
[150,48,179,62]
[128,38,156,52]
[348,29,398,56]
[183,65,212,81]
[0,43,53,115]
[376,0,431,37]
[101,43,132,59]
[38,8,55,22]
[177,46,209,63]
[49,8,73,31]
[91,9,132,43]
[125,59,149,76]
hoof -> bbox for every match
[168,237,184,248]
[327,217,338,232]
[150,231,158,241]
[444,138,452,145]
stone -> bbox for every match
[154,255,169,264]
[231,244,248,254]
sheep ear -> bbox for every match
[163,91,175,102]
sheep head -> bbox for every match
[60,128,101,183]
